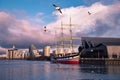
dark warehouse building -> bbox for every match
[79,37,120,59]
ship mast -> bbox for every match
[61,21,64,52]
[62,17,73,53]
[54,21,65,54]
[69,17,73,53]
[54,30,59,54]
[62,17,79,54]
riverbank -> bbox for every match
[80,58,120,65]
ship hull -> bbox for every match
[51,55,79,64]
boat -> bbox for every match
[51,52,79,64]
[51,17,80,64]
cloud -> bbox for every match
[83,0,119,5]
[0,1,120,52]
[0,46,7,54]
[0,12,54,49]
[30,12,45,25]
[48,2,120,38]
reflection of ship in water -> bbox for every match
[51,18,80,64]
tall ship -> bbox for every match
[51,18,80,64]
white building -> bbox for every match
[43,46,51,57]
[6,45,29,59]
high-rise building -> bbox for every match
[29,44,40,57]
[43,46,51,57]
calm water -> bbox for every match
[0,60,120,80]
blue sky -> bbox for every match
[0,0,117,24]
[0,0,84,24]
[0,0,83,12]
[0,0,120,53]
[0,0,110,24]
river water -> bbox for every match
[0,60,120,80]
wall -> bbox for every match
[107,46,120,58]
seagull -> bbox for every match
[88,11,91,15]
[52,4,62,14]
[44,26,47,32]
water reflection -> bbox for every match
[50,64,80,80]
[79,64,108,74]
[0,60,120,80]
[43,62,50,80]
[79,64,120,74]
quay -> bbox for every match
[80,58,120,65]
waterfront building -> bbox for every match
[6,45,18,59]
[81,37,120,46]
[6,45,29,59]
[29,44,40,58]
[79,37,120,59]
[43,46,51,57]
[18,50,29,59]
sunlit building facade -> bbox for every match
[43,46,51,57]
[6,45,29,59]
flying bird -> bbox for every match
[52,4,62,14]
[44,26,47,32]
[88,11,91,15]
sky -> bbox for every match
[0,0,120,54]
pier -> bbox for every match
[80,58,120,65]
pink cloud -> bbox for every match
[0,12,55,48]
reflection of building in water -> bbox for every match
[29,44,40,58]
[79,65,108,74]
[43,62,50,80]
[6,45,29,59]
[107,65,120,74]
[79,64,120,75]
[79,37,120,59]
